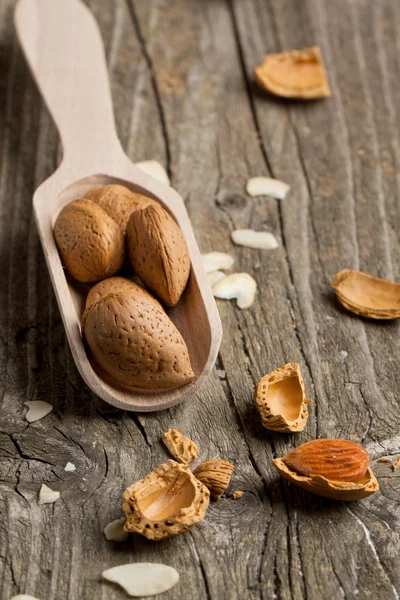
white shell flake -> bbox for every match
[212,273,257,309]
[207,270,226,288]
[24,400,53,423]
[38,484,60,505]
[246,176,290,200]
[64,462,76,472]
[104,518,129,542]
[202,252,234,274]
[135,160,170,186]
[102,563,179,597]
[10,596,41,600]
[231,229,278,250]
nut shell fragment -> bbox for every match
[122,460,209,540]
[162,429,199,464]
[332,269,400,319]
[255,363,310,432]
[193,460,234,501]
[202,252,234,274]
[212,272,257,309]
[255,46,330,99]
[273,459,379,501]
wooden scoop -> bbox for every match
[14,0,222,412]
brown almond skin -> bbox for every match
[283,439,369,483]
[126,204,191,307]
[54,199,125,283]
[85,184,158,232]
[86,276,140,309]
[82,288,195,390]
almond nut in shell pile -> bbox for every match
[54,199,125,283]
[82,282,194,390]
[126,203,191,307]
[122,460,210,541]
[273,439,379,501]
[85,184,158,232]
[85,276,139,309]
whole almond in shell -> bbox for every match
[126,204,190,307]
[82,287,194,390]
[282,439,369,482]
[54,199,125,283]
[85,184,158,232]
[86,276,140,309]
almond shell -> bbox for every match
[255,363,310,432]
[332,269,400,319]
[273,458,379,501]
[54,199,125,283]
[82,289,194,390]
[122,460,210,540]
[126,204,191,307]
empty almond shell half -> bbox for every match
[255,46,330,99]
[193,459,234,501]
[332,269,400,319]
[162,429,199,464]
[122,460,210,540]
[255,363,311,432]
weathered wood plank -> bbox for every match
[0,0,399,598]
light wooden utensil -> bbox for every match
[14,0,222,412]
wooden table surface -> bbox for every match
[1,0,399,599]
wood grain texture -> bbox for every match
[0,0,399,599]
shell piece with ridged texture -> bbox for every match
[332,269,400,319]
[254,363,310,432]
[193,460,234,501]
[162,429,198,464]
[122,460,210,540]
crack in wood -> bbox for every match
[125,0,172,179]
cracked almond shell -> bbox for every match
[122,460,210,540]
[54,199,125,283]
[82,287,195,390]
[273,459,379,501]
[162,429,198,464]
[86,276,140,309]
[255,363,310,432]
[332,269,400,319]
[193,460,234,500]
[126,203,191,307]
[255,46,330,99]
[85,184,158,232]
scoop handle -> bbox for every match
[14,0,124,169]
